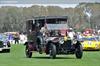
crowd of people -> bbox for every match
[2,32,27,44]
[1,28,100,45]
[63,28,100,42]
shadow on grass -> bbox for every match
[0,50,10,53]
[32,56,75,59]
[84,50,100,52]
[0,51,7,53]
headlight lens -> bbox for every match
[72,39,77,44]
[59,38,64,44]
[95,44,99,48]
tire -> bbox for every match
[49,43,56,59]
[4,49,10,53]
[25,46,32,58]
[7,41,11,47]
[6,49,10,53]
[37,38,43,54]
[75,44,83,59]
[38,45,43,54]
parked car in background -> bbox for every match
[81,36,100,50]
[0,34,11,52]
[4,32,20,44]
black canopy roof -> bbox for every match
[28,16,68,20]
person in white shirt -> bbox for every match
[67,28,75,40]
[20,33,27,44]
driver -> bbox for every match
[40,27,46,36]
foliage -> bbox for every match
[0,3,100,32]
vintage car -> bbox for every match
[0,34,11,52]
[24,16,83,59]
[81,37,100,50]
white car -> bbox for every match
[0,34,11,52]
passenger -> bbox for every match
[63,31,72,51]
[67,28,75,40]
[76,32,83,41]
[40,27,45,35]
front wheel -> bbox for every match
[75,44,83,59]
[38,45,43,54]
[49,43,56,59]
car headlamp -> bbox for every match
[95,44,99,48]
[59,38,64,44]
[72,39,77,44]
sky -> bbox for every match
[0,4,78,8]
[0,0,100,8]
[0,0,100,4]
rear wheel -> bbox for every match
[7,41,11,47]
[49,43,56,59]
[75,44,83,59]
[25,45,32,58]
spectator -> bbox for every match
[13,33,19,44]
[19,33,27,44]
[8,34,13,44]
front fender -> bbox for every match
[37,36,44,44]
[25,41,37,51]
[75,41,82,48]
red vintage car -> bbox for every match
[24,16,83,59]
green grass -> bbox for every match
[0,44,100,66]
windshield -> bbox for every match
[46,24,68,30]
[0,34,8,42]
[46,24,68,37]
[82,37,99,41]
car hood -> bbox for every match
[46,37,60,42]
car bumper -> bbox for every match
[83,47,100,50]
[0,47,10,51]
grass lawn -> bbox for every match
[0,44,100,66]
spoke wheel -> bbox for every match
[75,44,83,59]
[25,45,32,58]
[49,43,56,59]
